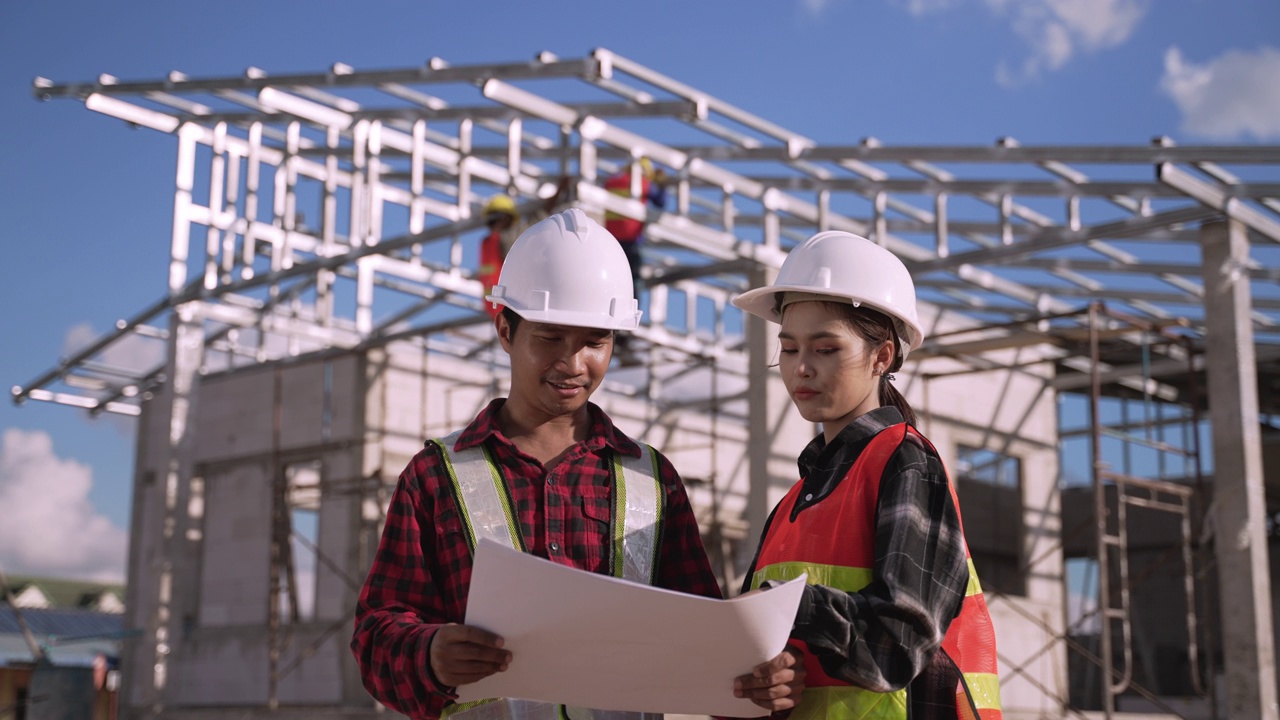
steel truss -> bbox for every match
[12,48,1280,717]
[13,48,1280,417]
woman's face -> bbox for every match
[778,301,894,443]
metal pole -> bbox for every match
[1089,301,1115,718]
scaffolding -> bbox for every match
[12,49,1280,718]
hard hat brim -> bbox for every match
[732,284,924,351]
[486,296,642,332]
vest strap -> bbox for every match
[613,443,662,584]
[433,431,522,551]
[434,432,662,584]
[790,685,908,720]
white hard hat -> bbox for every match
[732,231,925,352]
[487,208,642,331]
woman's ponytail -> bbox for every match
[879,377,916,426]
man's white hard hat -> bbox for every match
[732,230,925,353]
[487,208,642,331]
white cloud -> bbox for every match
[895,0,956,16]
[1161,45,1280,141]
[800,0,833,16]
[891,0,1148,85]
[1046,0,1146,51]
[0,428,127,583]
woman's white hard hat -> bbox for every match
[486,208,642,331]
[732,230,925,352]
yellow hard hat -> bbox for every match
[484,194,518,217]
[638,157,654,180]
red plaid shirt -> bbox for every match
[351,399,722,718]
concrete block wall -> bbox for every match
[198,463,271,627]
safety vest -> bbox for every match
[750,424,1002,720]
[603,173,649,243]
[433,430,665,720]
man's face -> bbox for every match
[497,314,614,419]
[487,212,514,232]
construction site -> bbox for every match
[10,49,1280,719]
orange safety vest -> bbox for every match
[603,172,649,243]
[478,229,503,319]
[751,423,1002,720]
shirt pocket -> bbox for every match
[574,484,613,572]
[578,484,613,526]
[433,503,467,541]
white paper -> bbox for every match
[457,538,805,718]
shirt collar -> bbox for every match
[452,399,642,458]
[797,406,905,478]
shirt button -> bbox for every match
[549,541,560,553]
[804,493,814,502]
[547,476,555,486]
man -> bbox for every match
[603,157,667,302]
[477,180,569,319]
[352,209,803,720]
[477,194,520,319]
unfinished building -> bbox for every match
[13,50,1280,719]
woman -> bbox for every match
[730,231,1002,720]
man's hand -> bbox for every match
[733,645,806,712]
[429,623,512,688]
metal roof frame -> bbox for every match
[13,48,1280,418]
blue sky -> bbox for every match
[1,0,1277,582]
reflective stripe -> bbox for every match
[790,686,907,720]
[442,699,563,720]
[433,432,521,550]
[614,443,662,584]
[435,434,663,720]
[752,559,983,597]
[751,561,872,592]
[964,557,983,597]
[964,672,1001,711]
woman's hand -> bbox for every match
[733,645,806,712]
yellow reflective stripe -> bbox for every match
[433,435,522,552]
[611,452,627,579]
[752,562,873,592]
[790,686,907,720]
[481,443,523,551]
[964,672,1002,711]
[441,698,501,718]
[965,557,983,597]
[432,437,478,550]
[612,443,662,584]
[754,559,985,596]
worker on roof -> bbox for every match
[477,179,569,319]
[731,231,1002,720]
[603,157,668,302]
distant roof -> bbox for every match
[4,575,125,611]
[0,606,124,667]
